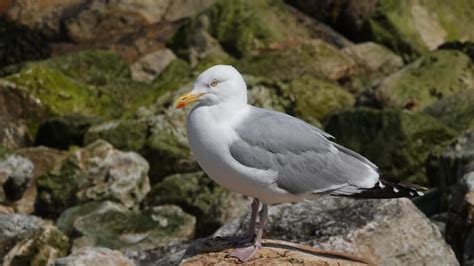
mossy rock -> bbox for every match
[245,75,289,112]
[169,0,312,59]
[144,111,199,183]
[324,108,456,185]
[84,119,149,152]
[65,202,195,251]
[0,19,50,69]
[426,130,474,190]
[424,89,474,132]
[36,140,150,217]
[283,76,355,122]
[144,172,247,237]
[43,50,131,86]
[374,50,474,111]
[237,40,358,81]
[364,0,474,60]
[36,159,81,218]
[127,59,193,111]
[4,65,121,118]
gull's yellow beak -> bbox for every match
[174,92,205,109]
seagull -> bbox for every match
[175,65,424,262]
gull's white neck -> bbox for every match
[189,101,249,126]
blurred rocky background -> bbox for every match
[0,0,473,265]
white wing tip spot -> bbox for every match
[378,181,385,188]
[393,187,399,193]
[417,191,424,196]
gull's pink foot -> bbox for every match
[227,244,261,262]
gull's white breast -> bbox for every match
[186,104,302,204]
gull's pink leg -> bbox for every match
[228,203,268,262]
[217,198,260,244]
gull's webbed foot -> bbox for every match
[227,244,261,262]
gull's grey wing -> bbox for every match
[230,107,379,195]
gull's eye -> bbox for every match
[210,80,219,87]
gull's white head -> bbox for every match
[175,65,247,109]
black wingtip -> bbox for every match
[334,176,427,199]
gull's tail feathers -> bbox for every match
[331,175,427,199]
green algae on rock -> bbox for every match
[84,119,149,152]
[424,89,474,132]
[284,76,355,122]
[373,50,474,111]
[36,140,150,217]
[170,0,312,59]
[5,65,120,118]
[144,172,247,237]
[58,201,195,252]
[237,40,358,81]
[426,130,474,190]
[364,0,474,59]
[44,50,131,86]
[325,108,456,185]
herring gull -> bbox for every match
[175,65,424,262]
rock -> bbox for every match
[342,42,403,78]
[373,50,474,111]
[427,130,474,189]
[0,116,31,149]
[0,214,69,265]
[364,0,474,59]
[36,140,150,217]
[53,247,135,266]
[131,59,192,111]
[168,12,233,69]
[13,146,68,214]
[283,76,355,122]
[0,18,50,68]
[144,172,248,237]
[84,119,149,152]
[424,89,474,132]
[324,108,456,185]
[2,0,87,39]
[237,40,358,81]
[0,154,34,202]
[170,0,313,59]
[44,50,132,86]
[245,75,289,113]
[57,201,195,252]
[446,172,474,265]
[181,238,369,265]
[35,115,101,150]
[65,0,214,44]
[144,109,199,182]
[287,0,378,42]
[439,41,474,61]
[0,205,14,214]
[131,48,177,83]
[215,197,458,265]
[0,79,47,148]
[4,62,121,119]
